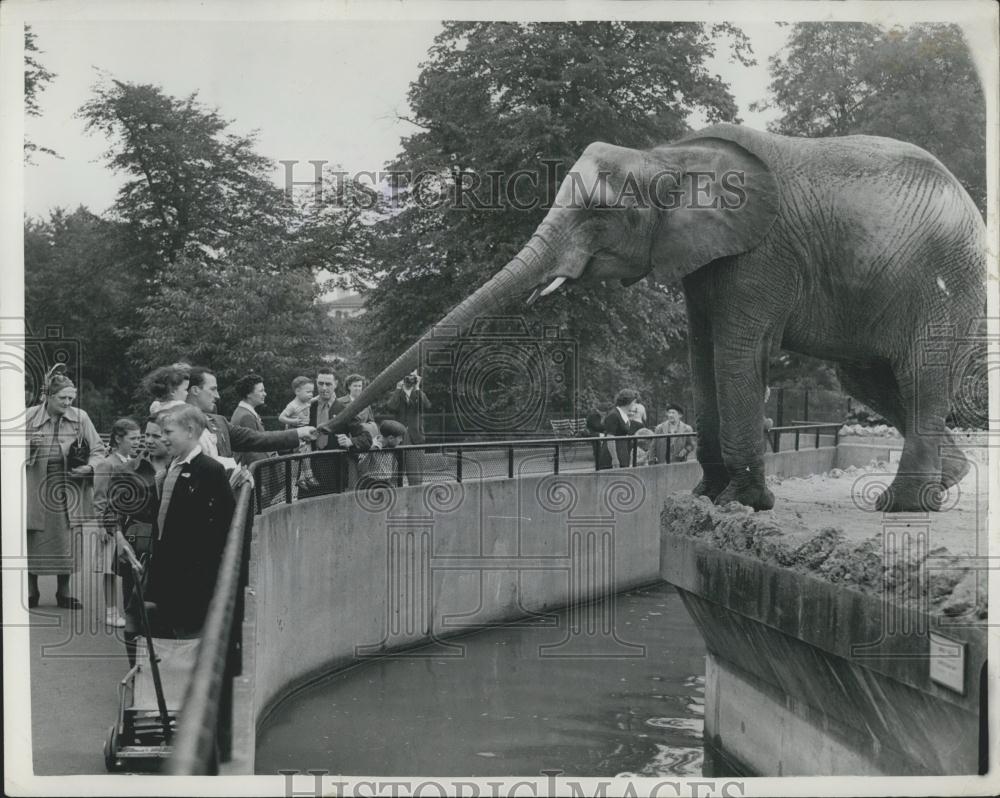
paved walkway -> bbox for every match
[27,574,130,775]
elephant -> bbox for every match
[324,124,986,512]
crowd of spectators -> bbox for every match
[587,388,696,469]
[23,362,431,649]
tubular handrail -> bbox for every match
[769,422,841,432]
[167,477,255,774]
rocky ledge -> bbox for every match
[661,492,986,620]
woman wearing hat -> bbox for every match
[25,367,105,609]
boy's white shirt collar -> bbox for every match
[617,406,629,423]
[169,444,203,469]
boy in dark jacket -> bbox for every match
[146,404,235,637]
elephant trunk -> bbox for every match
[320,231,554,433]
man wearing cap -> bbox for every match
[653,403,696,464]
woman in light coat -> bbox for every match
[25,369,105,609]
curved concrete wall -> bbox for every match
[226,445,853,773]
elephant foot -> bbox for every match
[714,463,773,511]
[715,482,775,512]
[940,451,971,490]
[693,464,729,502]
[875,476,948,513]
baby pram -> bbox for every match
[104,562,198,773]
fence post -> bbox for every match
[772,429,780,453]
[795,429,800,451]
[803,389,810,422]
[815,427,821,449]
[456,448,463,483]
[508,446,514,479]
[284,460,292,504]
[553,444,560,475]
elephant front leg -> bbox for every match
[712,356,774,512]
[684,283,729,501]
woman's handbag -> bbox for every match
[66,425,90,470]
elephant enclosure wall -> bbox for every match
[225,443,896,773]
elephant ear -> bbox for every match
[649,126,779,283]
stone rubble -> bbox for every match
[661,457,987,619]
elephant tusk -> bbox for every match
[539,276,567,297]
[525,287,542,306]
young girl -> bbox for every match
[92,417,142,628]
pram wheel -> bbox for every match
[104,725,122,772]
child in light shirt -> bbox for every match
[280,376,318,489]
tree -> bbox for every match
[24,207,140,410]
[78,78,296,273]
[129,242,340,415]
[24,25,58,162]
[70,78,344,417]
[330,22,753,423]
[753,23,986,213]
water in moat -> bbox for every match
[255,582,712,778]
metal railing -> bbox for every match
[166,421,840,773]
[768,422,841,453]
[245,432,701,512]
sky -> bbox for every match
[22,19,788,220]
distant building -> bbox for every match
[323,290,366,319]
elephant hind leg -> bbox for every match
[866,358,952,512]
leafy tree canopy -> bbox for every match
[128,242,341,414]
[78,78,298,272]
[24,25,58,162]
[753,22,986,213]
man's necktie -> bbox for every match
[156,461,183,539]
[317,401,329,449]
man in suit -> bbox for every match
[601,388,638,469]
[186,366,316,462]
[145,404,235,637]
[306,368,372,496]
